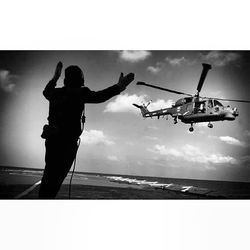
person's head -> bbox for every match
[64,65,85,88]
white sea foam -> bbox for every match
[6,169,43,175]
[181,186,193,192]
[105,175,212,195]
[88,173,195,195]
[107,176,173,188]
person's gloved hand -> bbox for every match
[117,72,135,91]
[52,61,63,82]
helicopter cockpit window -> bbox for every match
[214,100,223,107]
[208,99,213,108]
[185,97,193,103]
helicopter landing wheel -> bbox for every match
[189,125,194,132]
[208,122,213,128]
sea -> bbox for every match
[1,166,250,199]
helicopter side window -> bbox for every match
[214,100,223,107]
[194,101,206,113]
[214,99,223,112]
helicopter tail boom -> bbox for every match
[133,103,149,117]
[133,103,174,119]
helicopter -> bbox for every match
[133,63,250,132]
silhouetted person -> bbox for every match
[39,62,135,198]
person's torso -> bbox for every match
[48,88,85,138]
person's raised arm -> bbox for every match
[117,72,134,91]
[83,72,135,103]
[43,61,63,100]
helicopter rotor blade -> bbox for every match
[202,96,250,103]
[196,63,212,94]
[137,82,192,96]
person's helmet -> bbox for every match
[64,65,85,88]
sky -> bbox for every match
[0,50,250,182]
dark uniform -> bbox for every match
[39,79,122,198]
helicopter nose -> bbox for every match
[233,107,239,117]
[224,109,237,120]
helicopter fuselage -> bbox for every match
[134,63,248,131]
[174,97,238,124]
[141,97,239,125]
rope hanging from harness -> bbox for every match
[68,105,85,199]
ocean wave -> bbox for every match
[107,176,173,188]
[105,175,212,194]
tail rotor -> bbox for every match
[133,103,150,117]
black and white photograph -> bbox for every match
[0,50,250,199]
[1,1,250,250]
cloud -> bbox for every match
[119,50,151,63]
[152,144,182,157]
[147,62,164,74]
[161,52,241,68]
[104,94,147,113]
[82,130,114,145]
[150,144,237,165]
[0,70,17,92]
[148,56,196,73]
[165,56,188,66]
[210,135,246,147]
[200,51,241,67]
[219,136,246,147]
[107,155,119,161]
[104,94,174,113]
[148,99,174,110]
